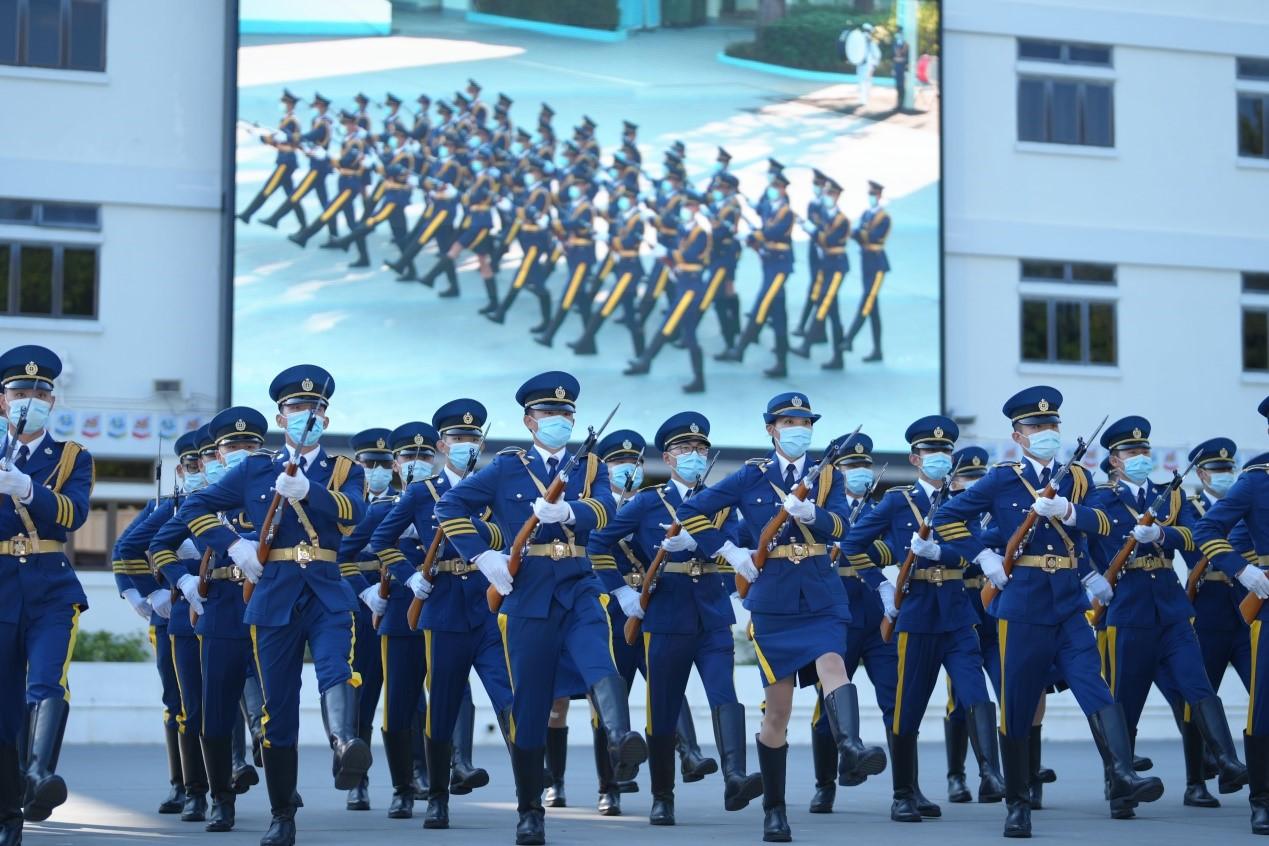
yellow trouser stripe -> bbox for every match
[755,272,787,324]
[170,633,187,733]
[596,253,614,283]
[816,272,845,321]
[469,229,488,250]
[652,265,670,298]
[809,270,824,302]
[661,289,696,337]
[861,271,885,317]
[752,631,777,686]
[513,246,538,289]
[1107,626,1118,697]
[601,273,633,318]
[643,631,653,735]
[998,619,1008,735]
[892,631,908,734]
[424,629,434,738]
[289,169,317,203]
[700,267,726,311]
[497,613,516,743]
[346,611,362,689]
[1097,629,1107,682]
[262,164,286,197]
[372,181,386,203]
[319,188,352,223]
[1251,620,1262,734]
[59,607,81,702]
[944,674,955,717]
[417,209,448,245]
[250,625,272,747]
[368,201,396,226]
[380,635,390,733]
[561,263,589,310]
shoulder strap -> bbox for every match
[44,441,86,493]
[1009,464,1076,555]
[582,453,599,499]
[899,489,924,525]
[328,455,353,492]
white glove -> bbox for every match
[406,571,433,600]
[147,588,172,619]
[1131,523,1163,544]
[909,531,941,561]
[177,539,200,560]
[878,580,897,620]
[1082,571,1113,605]
[497,197,513,212]
[310,146,328,161]
[800,220,817,234]
[359,586,388,616]
[177,574,204,616]
[1031,494,1071,520]
[122,588,152,620]
[782,493,816,524]
[271,130,287,143]
[228,538,263,583]
[532,497,574,525]
[1238,566,1269,599]
[536,214,549,226]
[719,541,758,583]
[475,549,514,595]
[976,548,1008,589]
[614,585,644,619]
[658,524,696,553]
[0,466,32,499]
[275,470,310,500]
[652,244,668,259]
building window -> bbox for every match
[1238,58,1269,82]
[1245,272,1269,293]
[1245,272,1269,372]
[1018,77,1114,147]
[1018,39,1113,67]
[1019,260,1117,365]
[1021,259,1116,284]
[0,0,106,71]
[1239,93,1268,159]
[0,197,99,230]
[1,241,98,318]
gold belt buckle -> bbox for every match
[11,535,30,559]
[1042,554,1060,574]
[928,566,944,586]
[550,541,568,561]
[295,543,312,568]
[688,561,704,578]
[789,543,808,564]
[230,565,243,581]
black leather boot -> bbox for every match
[424,737,451,829]
[1001,732,1031,838]
[944,717,971,803]
[241,684,265,769]
[438,256,460,296]
[160,723,186,813]
[201,735,236,832]
[382,728,415,819]
[757,737,790,842]
[590,674,648,782]
[1246,732,1269,835]
[479,275,500,315]
[823,683,886,785]
[260,745,297,846]
[809,722,837,813]
[0,744,24,846]
[485,284,520,324]
[22,699,68,823]
[230,717,258,795]
[1089,704,1164,807]
[648,734,676,825]
[543,726,567,807]
[889,732,922,822]
[907,733,940,817]
[593,724,622,816]
[968,702,1005,804]
[320,685,372,791]
[177,728,207,822]
[530,289,553,334]
[450,696,489,795]
[623,333,666,376]
[411,711,429,800]
[1192,695,1249,793]
[715,321,757,362]
[1172,700,1218,807]
[345,721,372,811]
[511,745,546,846]
[236,190,269,223]
[1032,723,1057,782]
[763,332,788,379]
[674,705,716,783]
[682,347,706,394]
[711,703,763,812]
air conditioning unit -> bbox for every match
[153,379,182,396]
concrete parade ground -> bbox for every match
[29,739,1260,844]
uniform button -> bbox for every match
[757,498,763,504]
[1046,545,1053,551]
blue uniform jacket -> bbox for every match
[749,203,793,269]
[933,461,1109,625]
[834,495,889,632]
[1195,465,1269,621]
[433,446,613,619]
[111,498,161,615]
[587,482,738,635]
[854,206,891,273]
[149,507,254,639]
[0,434,92,621]
[1180,491,1248,631]
[119,499,188,633]
[676,455,850,619]
[1085,481,1194,627]
[371,474,502,635]
[172,448,364,627]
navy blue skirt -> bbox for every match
[751,609,847,688]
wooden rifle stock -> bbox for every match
[407,528,446,631]
[1185,556,1209,603]
[190,548,213,628]
[624,541,670,646]
[980,489,1050,608]
[1087,514,1150,626]
[1241,588,1264,625]
[881,467,956,642]
[487,475,564,613]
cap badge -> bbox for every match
[1132,427,1143,439]
[933,426,944,439]
[376,438,386,449]
[1220,447,1230,458]
[854,442,864,453]
[622,439,633,450]
[972,456,982,466]
[1037,398,1050,412]
[791,396,803,408]
[689,422,700,433]
[234,419,247,432]
[24,362,38,377]
[554,386,566,400]
[301,377,314,392]
[463,411,474,425]
[414,434,425,446]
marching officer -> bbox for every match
[848,417,1004,823]
[702,173,743,354]
[0,345,94,841]
[792,176,850,370]
[289,110,366,249]
[419,145,499,302]
[486,156,555,330]
[433,372,645,846]
[238,89,304,224]
[676,392,884,842]
[1194,397,1269,835]
[839,180,890,363]
[568,185,646,359]
[534,168,597,347]
[588,413,762,826]
[259,92,332,235]
[792,169,826,339]
[931,386,1164,837]
[371,408,512,829]
[1087,418,1247,813]
[175,365,369,846]
[386,134,464,283]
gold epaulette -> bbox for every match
[496,447,526,457]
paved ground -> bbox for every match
[231,13,941,452]
[28,740,1257,844]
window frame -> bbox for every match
[1020,259,1117,285]
[1019,297,1117,367]
[0,197,100,230]
[3,0,105,72]
[1,239,99,319]
[1243,306,1269,373]
[1017,75,1116,148]
[1238,57,1269,82]
[1017,38,1114,68]
[1237,91,1269,160]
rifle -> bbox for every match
[1241,570,1267,624]
[623,454,718,646]
[736,424,860,599]
[831,463,888,564]
[1185,556,1210,603]
[2,401,30,471]
[190,547,214,628]
[1089,456,1198,625]
[880,461,960,643]
[981,415,1107,608]
[373,462,420,630]
[406,424,490,631]
[243,378,329,603]
[487,404,619,613]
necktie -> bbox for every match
[1137,488,1147,513]
[298,456,307,471]
[1038,465,1051,488]
[784,463,797,491]
[547,456,559,480]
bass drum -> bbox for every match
[844,28,868,66]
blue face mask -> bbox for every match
[285,411,325,447]
[678,207,693,223]
[868,195,879,208]
[777,426,813,459]
[1208,472,1236,495]
[608,167,619,178]
[511,142,524,155]
[203,459,227,485]
[183,471,206,493]
[921,453,953,481]
[567,185,581,201]
[1121,453,1154,483]
[522,173,533,187]
[437,145,449,158]
[7,397,51,432]
[711,162,723,174]
[845,467,874,495]
[471,160,484,173]
[447,442,480,470]
[610,463,644,491]
[821,195,836,211]
[812,185,823,197]
[534,416,574,450]
[616,196,631,212]
[766,186,780,202]
[223,449,253,469]
[556,155,569,169]
[366,466,393,494]
[711,189,724,204]
[1024,429,1061,461]
[674,452,707,483]
[467,136,480,150]
[401,459,434,481]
